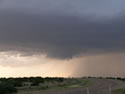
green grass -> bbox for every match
[17,78,92,94]
[113,88,125,94]
[63,79,92,88]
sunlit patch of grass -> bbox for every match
[64,79,92,88]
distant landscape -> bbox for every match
[0,77,125,94]
[0,0,125,94]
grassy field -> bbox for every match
[1,77,125,94]
[17,78,92,94]
[113,88,125,94]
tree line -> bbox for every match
[0,77,65,94]
[0,76,125,94]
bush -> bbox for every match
[0,82,17,94]
[7,79,23,87]
[31,82,39,86]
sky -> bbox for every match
[0,0,125,77]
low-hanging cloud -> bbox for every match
[0,0,125,59]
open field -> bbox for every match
[113,88,125,94]
[0,77,125,94]
[16,78,125,94]
[17,78,92,94]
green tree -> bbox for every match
[0,82,17,94]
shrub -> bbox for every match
[0,82,17,94]
[31,82,39,86]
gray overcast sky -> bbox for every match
[1,0,125,17]
[0,0,125,58]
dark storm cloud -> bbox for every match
[0,0,125,59]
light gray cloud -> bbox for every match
[1,0,125,17]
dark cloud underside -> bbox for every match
[0,0,125,59]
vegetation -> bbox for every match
[0,77,92,94]
[113,88,125,94]
[1,76,125,94]
[105,77,125,81]
[0,82,17,94]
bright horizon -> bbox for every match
[0,51,125,78]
